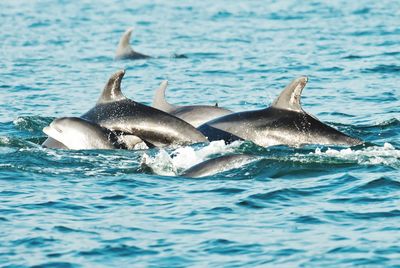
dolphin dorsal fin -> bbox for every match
[271,76,308,112]
[115,27,135,58]
[152,80,177,112]
[97,70,127,104]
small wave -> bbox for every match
[201,239,263,255]
[363,64,400,74]
[301,143,400,167]
[13,116,53,132]
[358,118,400,129]
[31,262,79,268]
[0,135,42,149]
[325,209,400,220]
[248,188,313,202]
[342,54,375,59]
[171,53,188,59]
[352,7,371,15]
[294,215,325,224]
[189,187,245,195]
[356,177,400,190]
[13,237,57,247]
[78,244,157,257]
[340,177,400,196]
[19,201,89,211]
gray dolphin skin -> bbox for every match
[115,27,150,60]
[80,70,207,147]
[182,154,257,178]
[198,77,363,147]
[153,80,233,127]
[43,117,119,150]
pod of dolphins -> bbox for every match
[42,28,363,177]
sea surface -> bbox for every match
[1,0,399,267]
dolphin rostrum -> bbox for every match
[197,77,363,147]
[153,80,233,127]
[115,27,150,60]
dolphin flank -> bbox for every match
[181,154,258,178]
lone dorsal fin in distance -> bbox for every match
[152,80,177,113]
[271,76,308,112]
[97,70,127,104]
[115,27,134,58]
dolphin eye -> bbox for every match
[54,126,63,133]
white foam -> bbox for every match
[141,149,176,176]
[141,140,242,176]
[12,117,25,126]
[307,142,400,166]
[0,136,11,145]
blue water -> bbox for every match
[1,0,399,267]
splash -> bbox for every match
[141,140,242,176]
[307,143,400,167]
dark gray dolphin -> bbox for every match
[152,81,233,127]
[115,27,150,60]
[43,117,121,150]
[80,70,207,147]
[181,154,257,178]
[198,77,363,147]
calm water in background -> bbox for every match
[0,0,399,267]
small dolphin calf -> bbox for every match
[153,81,233,127]
[198,77,362,147]
[115,27,150,60]
[43,117,120,150]
[182,154,257,178]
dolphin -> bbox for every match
[115,27,150,60]
[43,70,207,149]
[197,77,363,147]
[80,70,208,147]
[153,81,233,127]
[181,154,257,178]
[43,117,122,150]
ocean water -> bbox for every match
[0,0,399,267]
